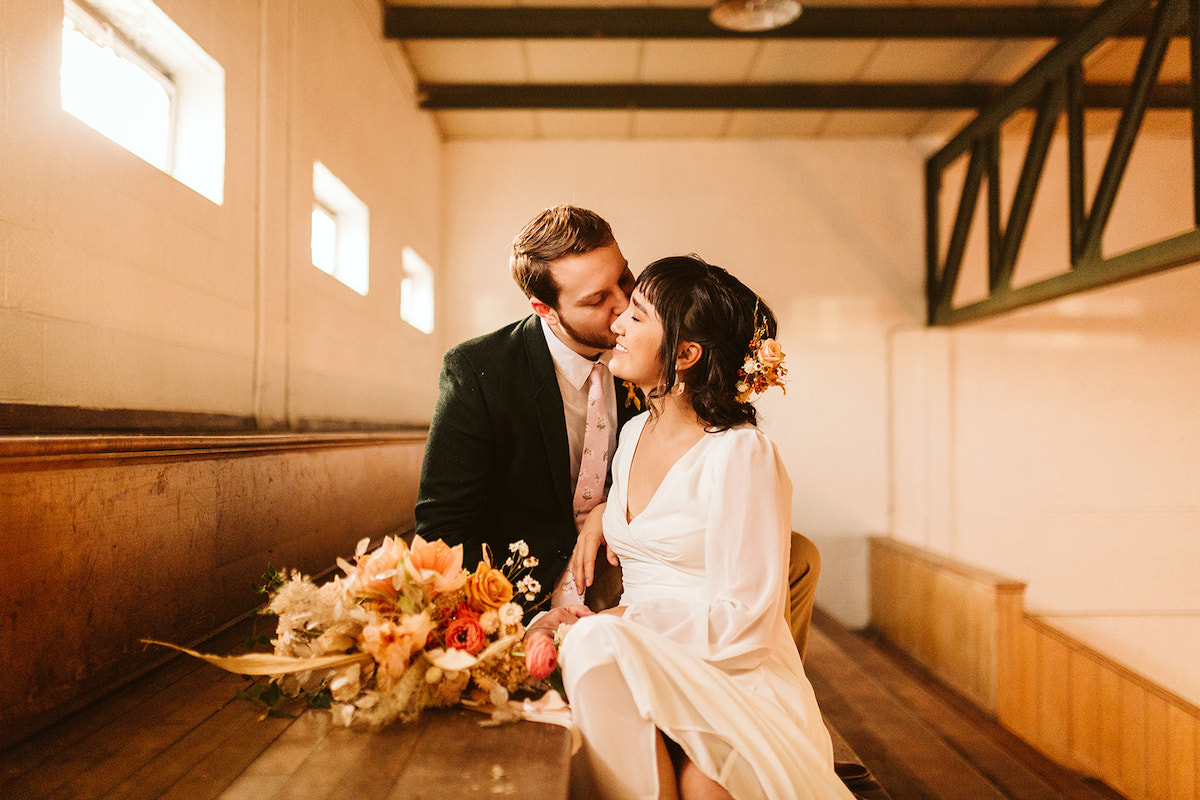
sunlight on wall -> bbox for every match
[59,0,225,204]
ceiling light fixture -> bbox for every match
[709,0,801,33]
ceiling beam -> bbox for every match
[416,82,1190,111]
[384,5,1156,40]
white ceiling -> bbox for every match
[387,0,1190,142]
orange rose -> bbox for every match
[465,563,514,612]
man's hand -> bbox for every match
[569,503,618,592]
[525,604,593,642]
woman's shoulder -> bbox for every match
[708,421,770,442]
[702,424,790,492]
[704,423,779,459]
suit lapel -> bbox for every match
[522,316,573,515]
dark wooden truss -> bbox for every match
[926,0,1200,325]
[417,82,1189,111]
[384,5,1153,40]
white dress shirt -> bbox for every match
[539,318,619,610]
[540,318,618,494]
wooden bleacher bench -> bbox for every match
[2,612,885,799]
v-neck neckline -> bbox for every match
[623,417,709,524]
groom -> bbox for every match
[415,206,640,612]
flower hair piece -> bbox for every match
[735,309,787,404]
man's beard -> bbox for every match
[558,314,616,351]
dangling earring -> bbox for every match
[671,375,685,396]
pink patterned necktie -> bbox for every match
[572,361,610,527]
[552,361,610,607]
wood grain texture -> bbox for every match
[871,537,1200,800]
[0,432,426,748]
[1,617,571,800]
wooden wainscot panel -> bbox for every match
[1012,614,1200,800]
[873,540,1200,800]
[1119,676,1149,800]
[1069,648,1103,776]
[1036,629,1072,765]
[869,537,1025,715]
[0,431,427,748]
[1099,665,1125,790]
[1014,615,1042,743]
[1164,704,1197,800]
[1145,692,1170,800]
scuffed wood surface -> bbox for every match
[0,618,571,800]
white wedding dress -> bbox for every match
[561,414,855,800]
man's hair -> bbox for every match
[510,206,615,308]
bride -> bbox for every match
[534,255,854,800]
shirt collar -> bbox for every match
[540,317,611,391]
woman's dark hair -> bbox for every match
[637,254,778,431]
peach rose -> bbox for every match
[525,636,558,680]
[408,535,467,594]
[465,563,514,612]
[757,338,785,366]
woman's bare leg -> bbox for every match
[655,733,680,800]
[677,757,734,800]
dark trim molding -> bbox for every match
[416,81,1190,111]
[0,403,427,436]
[384,5,1152,40]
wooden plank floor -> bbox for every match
[0,617,571,800]
[807,609,1130,800]
[3,607,1129,800]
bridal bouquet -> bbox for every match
[147,535,559,729]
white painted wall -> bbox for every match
[0,0,444,427]
[442,139,928,626]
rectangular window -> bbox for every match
[61,1,175,171]
[312,162,369,296]
[401,247,435,334]
[310,202,339,277]
[59,0,225,204]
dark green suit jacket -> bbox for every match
[415,315,642,610]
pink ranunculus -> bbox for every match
[525,636,558,680]
[408,535,468,594]
[442,613,486,655]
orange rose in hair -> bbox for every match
[758,338,785,366]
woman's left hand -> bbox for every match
[570,503,616,591]
[525,604,593,642]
